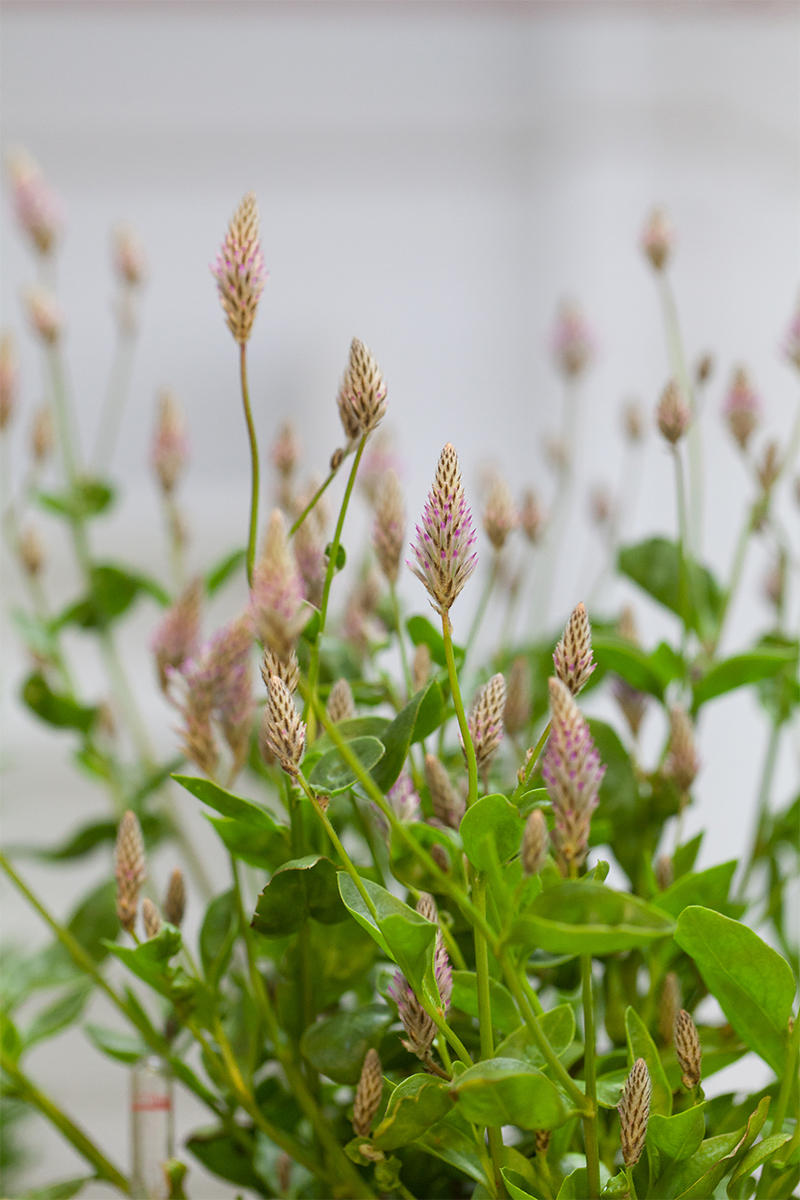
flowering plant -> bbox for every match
[1,172,798,1200]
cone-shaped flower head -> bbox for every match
[151,389,188,495]
[141,898,163,940]
[211,192,267,344]
[352,1049,383,1138]
[657,380,690,445]
[551,300,595,378]
[641,207,673,272]
[336,337,387,442]
[262,674,306,777]
[24,286,61,344]
[618,1058,651,1167]
[251,509,308,660]
[483,474,518,551]
[115,811,146,934]
[326,677,356,724]
[674,1009,702,1088]
[468,673,506,773]
[7,148,62,255]
[261,646,300,696]
[424,753,465,830]
[31,404,54,464]
[151,579,202,692]
[553,601,596,696]
[664,706,699,794]
[541,677,605,873]
[387,972,437,1061]
[415,893,453,1014]
[17,525,44,577]
[0,333,18,432]
[723,366,761,451]
[164,867,186,928]
[522,808,548,876]
[373,469,405,584]
[519,488,546,544]
[409,443,478,616]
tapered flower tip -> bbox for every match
[336,337,388,441]
[618,1057,651,1166]
[211,192,267,344]
[408,443,478,615]
[553,601,596,696]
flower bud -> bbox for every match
[551,300,594,379]
[30,405,54,464]
[112,224,147,287]
[641,207,673,272]
[115,811,146,935]
[408,444,477,616]
[24,286,62,344]
[656,380,690,445]
[674,1009,702,1089]
[522,809,548,876]
[0,333,18,431]
[483,474,518,552]
[326,678,356,724]
[352,1049,383,1138]
[262,674,306,777]
[553,601,595,696]
[151,389,188,495]
[468,674,506,774]
[618,1057,651,1167]
[211,192,267,344]
[723,366,760,451]
[141,898,163,940]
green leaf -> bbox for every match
[199,890,237,982]
[451,971,521,1036]
[36,478,114,520]
[186,1126,266,1191]
[648,1106,705,1161]
[592,635,672,698]
[692,644,799,711]
[52,563,168,630]
[299,1004,392,1084]
[370,683,440,791]
[21,672,98,733]
[406,614,464,668]
[338,874,437,1006]
[675,907,795,1073]
[652,861,737,918]
[204,547,246,596]
[308,735,385,793]
[510,882,674,955]
[252,856,345,935]
[460,794,524,872]
[556,1168,590,1200]
[173,773,282,828]
[64,881,119,965]
[173,775,290,866]
[20,1178,94,1200]
[84,1023,148,1064]
[727,1133,792,1193]
[11,608,60,662]
[416,1112,487,1184]
[22,982,92,1051]
[102,926,183,996]
[324,541,346,571]
[12,814,167,863]
[495,1004,576,1070]
[451,1058,566,1129]
[373,1073,452,1150]
[618,536,723,634]
[501,1168,542,1200]
[625,1006,672,1116]
[653,1098,770,1199]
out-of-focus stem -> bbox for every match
[289,462,340,536]
[740,718,781,891]
[239,343,259,588]
[581,954,601,1199]
[464,552,500,666]
[659,274,702,552]
[91,319,136,472]
[673,448,692,656]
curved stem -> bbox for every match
[581,954,601,1198]
[289,461,341,536]
[239,343,259,588]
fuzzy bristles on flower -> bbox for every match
[415,893,453,1014]
[152,579,202,693]
[519,488,546,544]
[657,380,690,446]
[551,300,595,379]
[618,1058,651,1167]
[674,1009,702,1089]
[336,338,388,443]
[723,366,761,451]
[251,509,308,660]
[409,444,478,616]
[424,754,465,830]
[262,674,306,777]
[326,677,356,724]
[664,706,699,795]
[388,972,437,1061]
[141,898,163,940]
[0,333,18,431]
[373,469,405,584]
[115,811,146,934]
[211,192,267,344]
[522,808,548,876]
[468,674,506,774]
[352,1049,383,1138]
[504,656,532,735]
[151,389,188,495]
[163,868,186,928]
[658,972,681,1046]
[654,853,673,891]
[541,677,605,873]
[483,475,518,551]
[554,602,596,696]
[641,207,673,272]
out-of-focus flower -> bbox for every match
[674,1010,702,1089]
[18,525,45,577]
[151,579,203,692]
[262,673,306,778]
[612,606,647,738]
[695,353,714,386]
[7,149,62,256]
[504,656,532,736]
[163,868,186,928]
[424,753,465,830]
[387,771,421,824]
[151,389,188,495]
[30,405,54,465]
[640,207,673,272]
[211,192,267,344]
[664,706,699,795]
[352,1050,383,1138]
[541,677,605,873]
[24,286,62,344]
[782,298,800,371]
[358,430,400,506]
[409,443,478,617]
[112,224,147,287]
[723,366,761,451]
[468,673,506,774]
[622,399,645,443]
[415,893,453,1013]
[756,440,781,494]
[326,678,356,724]
[519,488,546,544]
[412,642,432,694]
[373,469,405,584]
[589,484,613,528]
[250,509,308,661]
[483,474,518,551]
[115,811,146,934]
[656,379,690,446]
[0,333,18,431]
[551,300,595,379]
[522,808,548,876]
[141,898,162,940]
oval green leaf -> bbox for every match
[451,1057,566,1130]
[510,882,674,955]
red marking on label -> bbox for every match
[132,1094,172,1112]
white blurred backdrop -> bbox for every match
[1,1,798,1195]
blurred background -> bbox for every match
[1,1,798,1194]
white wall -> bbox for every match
[1,2,798,1194]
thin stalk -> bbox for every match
[514,719,552,796]
[289,461,341,536]
[713,500,755,653]
[296,772,379,922]
[239,343,259,587]
[228,853,265,1081]
[389,581,413,697]
[463,553,500,667]
[91,320,136,472]
[770,1006,799,1136]
[581,954,601,1199]
[0,1053,130,1193]
[533,378,578,633]
[624,1164,638,1200]
[740,718,781,891]
[672,448,692,655]
[348,792,386,888]
[659,274,702,553]
[287,779,315,1041]
[305,432,368,738]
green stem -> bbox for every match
[770,1007,800,1135]
[713,495,759,654]
[296,773,379,922]
[581,954,601,1198]
[0,1052,131,1193]
[441,613,478,809]
[91,319,136,472]
[289,460,340,536]
[463,553,500,666]
[305,433,368,738]
[389,581,413,698]
[672,448,692,655]
[239,343,259,588]
[514,720,552,796]
[659,274,702,553]
[740,718,781,890]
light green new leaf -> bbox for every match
[625,1006,672,1116]
[675,907,794,1073]
[85,1023,148,1064]
[692,644,798,710]
[726,1132,791,1195]
[652,861,737,919]
[496,1004,575,1069]
[653,1097,770,1199]
[451,1057,566,1130]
